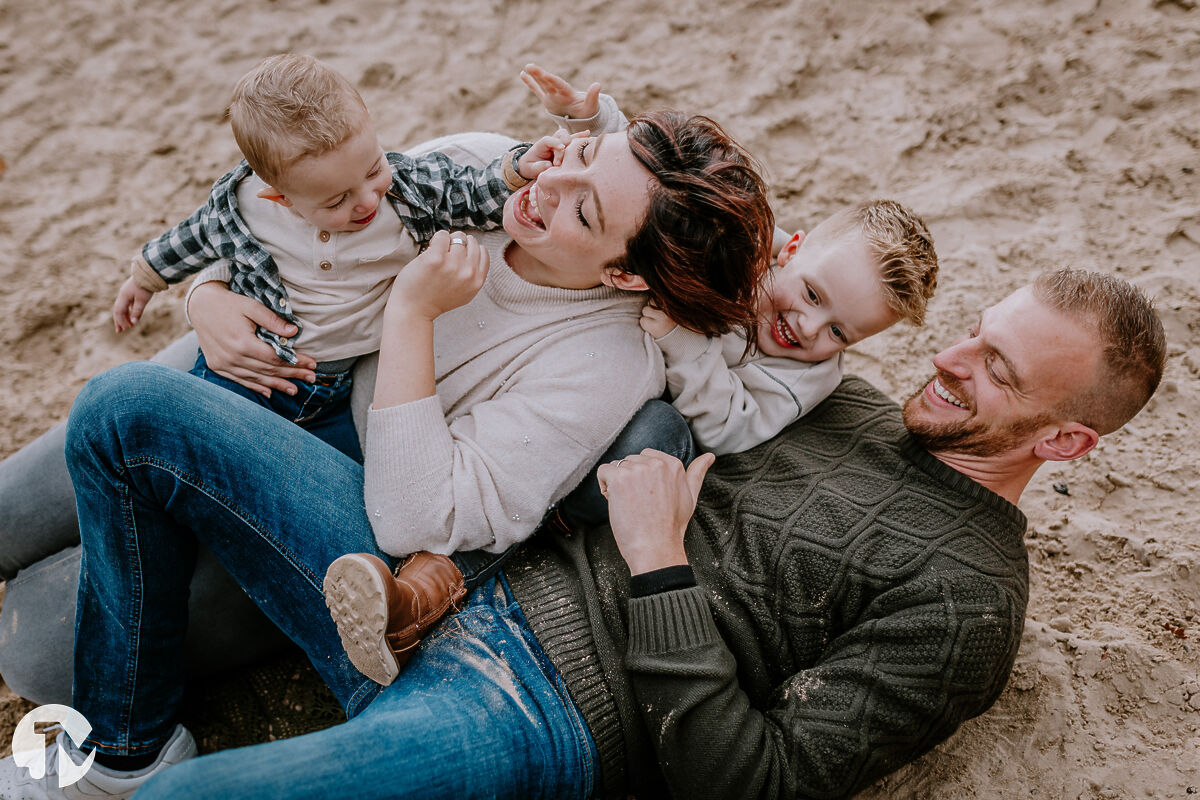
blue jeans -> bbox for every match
[138,578,596,800]
[65,363,595,797]
[558,398,695,528]
[190,349,362,463]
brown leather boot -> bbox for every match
[323,551,466,685]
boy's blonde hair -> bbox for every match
[826,200,939,326]
[229,54,368,187]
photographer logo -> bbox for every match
[11,704,95,788]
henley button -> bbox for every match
[319,231,331,242]
[319,261,332,271]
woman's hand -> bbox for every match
[520,63,601,120]
[385,230,489,323]
[189,282,317,397]
[374,231,488,409]
[639,303,679,339]
[597,450,716,575]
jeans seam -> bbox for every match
[293,384,322,424]
[345,677,383,718]
[116,480,144,750]
[124,456,324,593]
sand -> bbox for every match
[1,0,1197,795]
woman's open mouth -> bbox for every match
[515,183,546,230]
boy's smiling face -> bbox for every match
[755,221,898,363]
[258,116,391,234]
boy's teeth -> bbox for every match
[776,315,799,346]
[934,378,967,408]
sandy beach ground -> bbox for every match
[1,0,1197,795]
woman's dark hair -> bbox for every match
[604,110,773,338]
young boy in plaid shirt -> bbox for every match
[113,54,561,460]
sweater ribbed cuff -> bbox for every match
[626,585,720,655]
[656,325,713,364]
[183,263,233,326]
[130,254,169,293]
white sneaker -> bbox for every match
[0,724,196,799]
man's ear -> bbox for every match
[256,185,293,208]
[601,269,649,292]
[777,230,806,267]
[1032,421,1099,462]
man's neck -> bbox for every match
[926,450,1041,506]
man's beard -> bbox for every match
[902,375,1053,458]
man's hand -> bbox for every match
[520,63,602,120]
[639,303,679,339]
[113,277,154,333]
[598,450,716,575]
[188,282,317,397]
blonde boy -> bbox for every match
[113,54,557,460]
[641,199,939,454]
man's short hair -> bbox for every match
[229,54,368,187]
[1034,268,1166,435]
[825,200,939,326]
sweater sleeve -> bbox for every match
[362,330,665,556]
[182,262,234,327]
[659,328,843,455]
[624,573,1023,799]
[546,93,628,136]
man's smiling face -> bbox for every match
[903,286,1102,457]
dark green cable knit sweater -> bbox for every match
[507,375,1029,799]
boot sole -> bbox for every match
[323,554,400,686]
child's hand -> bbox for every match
[516,129,586,181]
[640,303,678,339]
[520,63,601,120]
[113,277,154,333]
[386,230,490,322]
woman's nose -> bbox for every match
[538,160,582,190]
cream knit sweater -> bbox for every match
[358,230,664,555]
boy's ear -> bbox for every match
[601,268,649,292]
[1032,422,1099,463]
[256,186,293,208]
[777,230,806,266]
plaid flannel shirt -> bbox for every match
[140,150,513,364]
